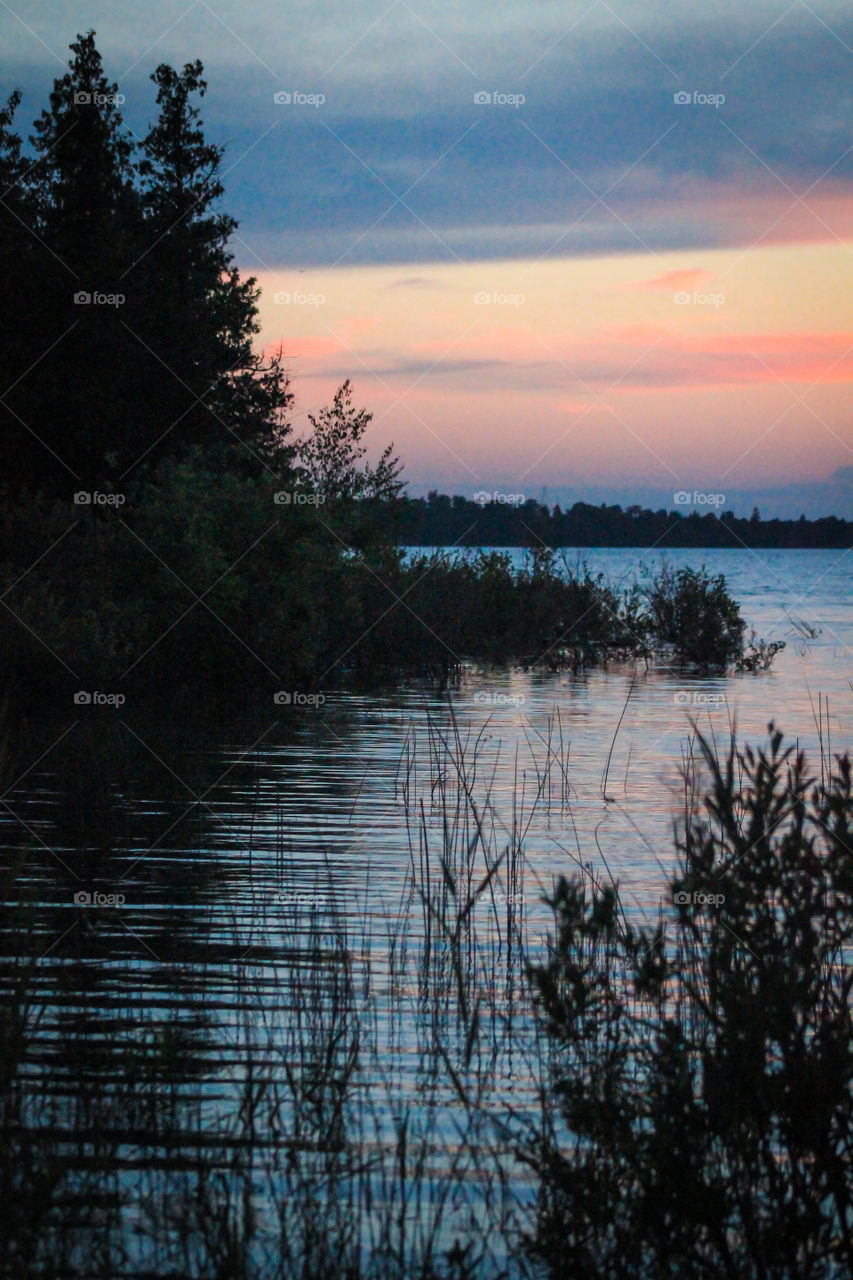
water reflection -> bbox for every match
[1,548,851,1275]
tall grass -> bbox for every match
[1,707,850,1278]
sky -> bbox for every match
[3,0,853,516]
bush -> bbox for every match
[525,726,853,1279]
[642,563,745,668]
[0,476,760,696]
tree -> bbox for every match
[21,32,147,491]
[0,89,49,491]
[29,31,136,269]
[296,380,404,503]
[134,59,293,475]
[0,32,294,497]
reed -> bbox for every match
[2,704,850,1278]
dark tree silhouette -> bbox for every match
[0,87,76,491]
[0,32,292,497]
[134,57,293,475]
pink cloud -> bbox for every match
[361,328,853,394]
[642,176,853,251]
[264,336,342,360]
[622,268,716,293]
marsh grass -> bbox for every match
[1,704,850,1278]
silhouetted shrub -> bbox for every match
[525,726,853,1279]
[642,563,745,668]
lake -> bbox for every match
[2,546,851,1277]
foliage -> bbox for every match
[736,630,787,671]
[526,726,853,1279]
[0,32,292,496]
[0,38,769,695]
[290,379,405,553]
[641,563,745,669]
[386,492,853,550]
[0,479,765,694]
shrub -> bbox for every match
[525,726,853,1279]
[642,563,745,668]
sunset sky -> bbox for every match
[4,0,853,515]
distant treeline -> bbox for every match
[385,493,853,548]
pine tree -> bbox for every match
[0,32,293,497]
[17,31,143,491]
[0,89,46,491]
[131,58,292,478]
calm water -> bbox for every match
[2,546,852,1275]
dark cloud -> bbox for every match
[3,5,852,265]
[379,276,450,290]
